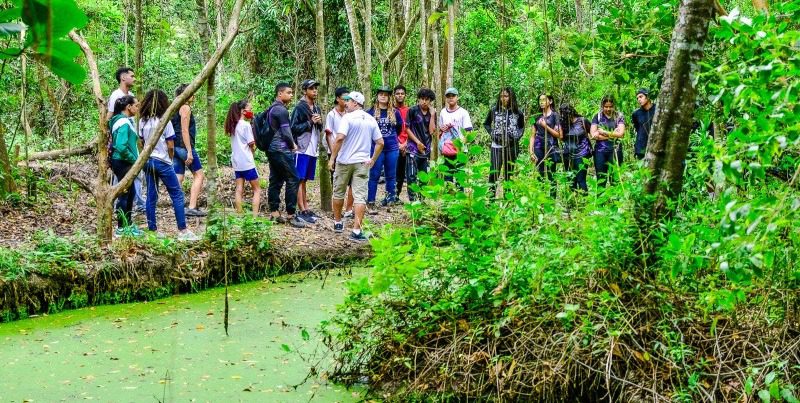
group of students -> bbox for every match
[106,63,657,242]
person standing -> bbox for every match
[631,88,656,160]
[438,87,473,184]
[367,85,404,209]
[483,87,525,197]
[529,94,562,197]
[559,103,592,192]
[393,85,411,198]
[138,89,199,241]
[404,88,436,202]
[328,91,384,242]
[266,82,306,228]
[225,100,261,216]
[109,95,142,237]
[171,84,206,217]
[590,95,626,188]
[325,87,355,216]
[291,79,324,223]
[107,66,145,212]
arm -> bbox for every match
[612,117,625,138]
[179,105,193,163]
[115,126,136,161]
[369,138,384,167]
[290,104,312,138]
[167,139,175,159]
[590,122,609,141]
[328,133,345,171]
[276,107,297,150]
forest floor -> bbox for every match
[0,158,410,252]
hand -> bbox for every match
[185,152,194,165]
[537,118,548,128]
[416,141,426,153]
[364,159,375,168]
[529,150,537,163]
[311,113,322,124]
[399,142,407,153]
[328,159,335,172]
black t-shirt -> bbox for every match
[406,105,432,156]
[632,105,656,155]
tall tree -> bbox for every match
[574,0,584,31]
[0,122,16,195]
[374,9,421,84]
[420,0,429,87]
[641,0,715,221]
[344,0,373,100]
[444,0,455,89]
[197,0,219,211]
[134,0,143,95]
[315,0,332,211]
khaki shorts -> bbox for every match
[333,162,369,204]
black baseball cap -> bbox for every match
[637,88,650,96]
[333,86,350,104]
[375,85,392,95]
[301,79,320,90]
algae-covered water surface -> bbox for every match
[0,269,362,402]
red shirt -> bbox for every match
[397,105,409,144]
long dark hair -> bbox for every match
[139,89,169,121]
[559,103,583,130]
[224,100,248,136]
[495,87,520,115]
[113,95,137,115]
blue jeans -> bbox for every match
[134,175,146,209]
[594,146,623,188]
[368,149,399,202]
[564,155,589,192]
[144,158,187,231]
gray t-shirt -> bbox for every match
[336,109,382,164]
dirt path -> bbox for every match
[0,159,410,249]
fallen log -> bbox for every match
[24,138,97,162]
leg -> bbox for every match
[134,174,146,210]
[396,150,406,197]
[144,160,160,231]
[351,163,369,231]
[384,149,398,200]
[488,147,502,197]
[267,152,284,216]
[345,187,354,212]
[235,178,245,213]
[188,169,204,209]
[594,151,610,189]
[332,162,353,222]
[576,157,588,192]
[405,153,419,201]
[158,160,187,231]
[282,152,300,217]
[297,180,307,212]
[111,160,133,228]
[367,151,385,203]
[250,179,261,216]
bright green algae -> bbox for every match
[0,270,362,402]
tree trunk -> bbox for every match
[197,0,218,210]
[641,0,714,221]
[364,0,373,101]
[315,0,332,211]
[445,0,455,89]
[431,0,441,160]
[752,0,768,12]
[343,0,368,96]
[134,0,144,96]
[0,122,16,194]
[420,0,429,87]
[574,0,583,31]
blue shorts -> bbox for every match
[295,154,317,181]
[173,146,203,175]
[234,168,259,181]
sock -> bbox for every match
[335,221,342,226]
[352,229,362,235]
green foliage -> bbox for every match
[206,213,272,256]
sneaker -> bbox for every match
[367,202,379,215]
[306,210,322,220]
[343,210,354,218]
[177,230,200,241]
[185,208,207,217]
[333,222,344,233]
[114,227,125,238]
[134,205,146,213]
[348,231,368,242]
[288,216,307,228]
[297,211,318,224]
[269,215,287,224]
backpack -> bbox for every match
[438,127,460,158]
[253,106,275,153]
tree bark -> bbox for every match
[641,0,714,220]
[0,122,17,194]
[344,0,369,96]
[574,0,584,31]
[74,0,246,243]
[24,139,98,162]
[134,0,144,96]
[375,9,421,85]
[315,0,332,211]
[445,0,455,89]
[420,0,429,87]
[431,0,441,160]
[197,0,218,211]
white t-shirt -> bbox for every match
[139,118,176,164]
[325,109,347,155]
[107,88,130,113]
[439,106,473,136]
[231,120,256,171]
[302,125,320,158]
[336,109,382,164]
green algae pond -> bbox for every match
[0,269,363,402]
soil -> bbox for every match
[0,158,410,252]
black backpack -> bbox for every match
[253,106,275,153]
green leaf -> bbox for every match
[781,388,799,403]
[758,389,771,402]
[301,329,310,341]
[280,344,291,352]
[0,22,24,36]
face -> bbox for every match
[345,99,359,112]
[637,93,648,106]
[602,101,615,116]
[278,88,294,103]
[336,95,346,107]
[127,101,140,115]
[500,91,510,107]
[305,86,319,100]
[394,90,406,105]
[418,97,431,109]
[446,94,458,107]
[539,95,550,109]
[377,92,389,105]
[122,71,135,86]
[244,102,252,112]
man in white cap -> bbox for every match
[328,91,384,242]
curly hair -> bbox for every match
[139,89,169,121]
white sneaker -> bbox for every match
[177,230,200,241]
